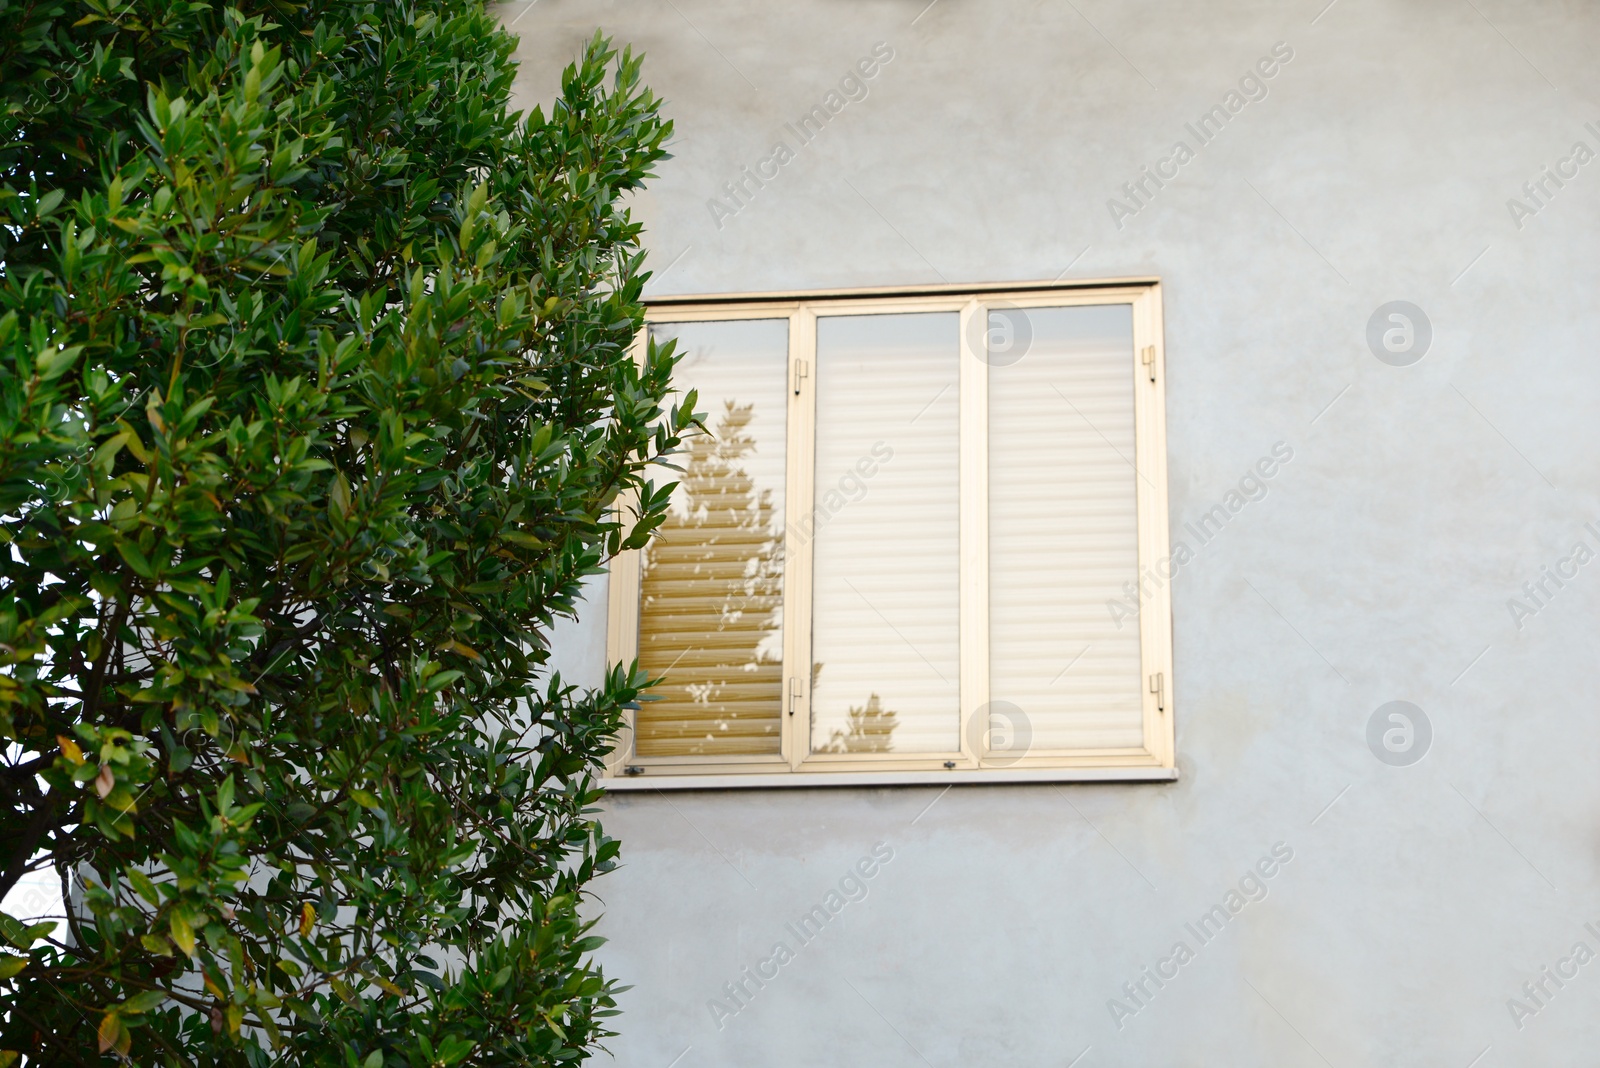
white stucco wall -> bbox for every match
[505,2,1600,1064]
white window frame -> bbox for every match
[604,278,1174,789]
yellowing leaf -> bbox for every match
[438,640,483,663]
[0,955,26,980]
[57,735,84,765]
[327,974,357,1006]
[169,912,196,957]
[97,1012,123,1054]
[299,902,315,937]
[127,868,161,907]
[500,530,547,550]
[120,425,152,464]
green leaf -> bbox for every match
[119,988,168,1014]
[0,916,33,951]
[116,541,156,579]
[424,670,464,692]
[34,344,82,381]
[438,1036,476,1066]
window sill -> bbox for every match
[600,764,1179,791]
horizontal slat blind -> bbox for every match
[636,320,788,757]
[811,313,961,755]
[988,304,1144,750]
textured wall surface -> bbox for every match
[506,1,1600,1064]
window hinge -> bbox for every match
[1149,672,1165,712]
[793,359,809,395]
[788,677,802,716]
[1141,345,1157,383]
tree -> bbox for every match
[0,2,689,1062]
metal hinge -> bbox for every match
[1141,345,1157,383]
[788,677,802,717]
[793,359,809,395]
[1149,672,1164,712]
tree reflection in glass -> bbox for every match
[636,321,787,757]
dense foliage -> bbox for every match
[0,1,685,1062]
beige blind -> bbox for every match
[988,304,1144,749]
[636,320,788,757]
[811,313,961,754]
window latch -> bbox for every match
[788,677,802,716]
[1141,345,1157,383]
[1149,672,1165,712]
[793,359,809,395]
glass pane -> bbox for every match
[988,304,1144,751]
[636,320,788,757]
[810,313,961,755]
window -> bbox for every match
[605,281,1174,787]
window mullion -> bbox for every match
[957,298,988,768]
[784,305,818,770]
